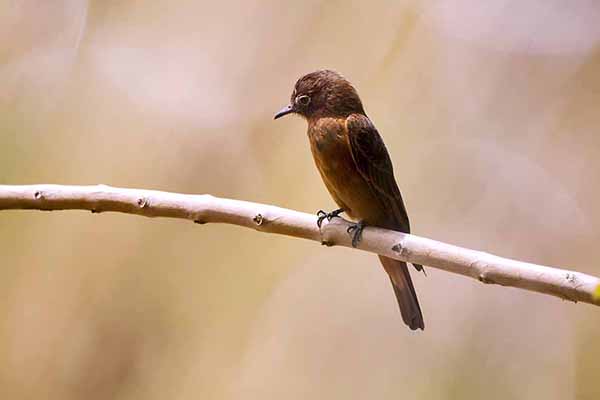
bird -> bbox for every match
[274,70,424,330]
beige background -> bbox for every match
[1,1,599,399]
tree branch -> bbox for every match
[1,184,598,306]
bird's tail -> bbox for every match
[378,256,424,330]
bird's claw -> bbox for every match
[346,221,365,247]
[316,210,327,228]
[316,208,344,228]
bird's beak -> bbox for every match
[274,104,294,120]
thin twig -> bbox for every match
[0,184,598,306]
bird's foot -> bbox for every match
[316,208,345,228]
[346,220,366,247]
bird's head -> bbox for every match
[274,70,365,121]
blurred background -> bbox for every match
[1,0,599,399]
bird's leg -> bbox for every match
[346,220,366,247]
[316,208,345,228]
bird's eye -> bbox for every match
[296,95,311,106]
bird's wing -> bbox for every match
[345,113,411,233]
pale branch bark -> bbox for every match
[0,184,598,306]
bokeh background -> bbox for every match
[1,1,599,399]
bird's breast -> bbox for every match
[307,118,350,172]
[307,118,385,223]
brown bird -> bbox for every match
[274,70,424,330]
